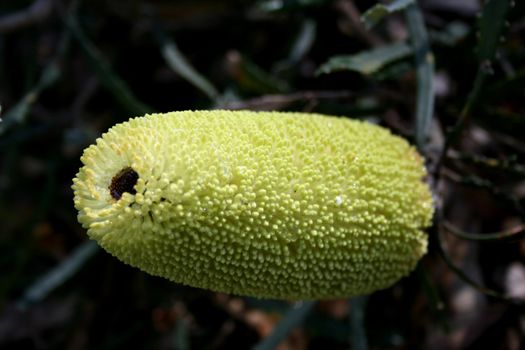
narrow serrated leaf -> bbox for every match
[477,0,511,62]
[316,41,412,76]
[362,0,415,29]
[456,0,512,127]
[405,3,434,151]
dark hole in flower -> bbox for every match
[110,167,139,200]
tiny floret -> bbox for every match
[72,110,433,300]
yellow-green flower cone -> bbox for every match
[72,110,433,300]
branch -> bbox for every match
[432,214,513,302]
[442,168,524,214]
[447,150,525,177]
[336,0,383,46]
[443,220,525,241]
[216,90,353,110]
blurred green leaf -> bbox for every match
[456,0,512,125]
[273,18,317,80]
[228,52,290,94]
[316,41,412,76]
[350,296,368,350]
[440,0,515,165]
[405,3,434,151]
[65,14,153,116]
[257,0,327,12]
[173,318,190,350]
[252,301,315,350]
[446,0,512,148]
[161,41,219,101]
[287,18,317,64]
[18,241,100,308]
[152,20,220,102]
[0,34,67,135]
[371,61,412,80]
[477,0,511,62]
[362,0,415,29]
[429,21,470,46]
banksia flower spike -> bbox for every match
[73,110,433,300]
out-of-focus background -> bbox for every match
[1,0,524,349]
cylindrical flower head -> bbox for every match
[72,110,433,300]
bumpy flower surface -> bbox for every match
[73,110,433,300]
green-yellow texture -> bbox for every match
[72,110,433,300]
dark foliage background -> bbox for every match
[0,0,524,349]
